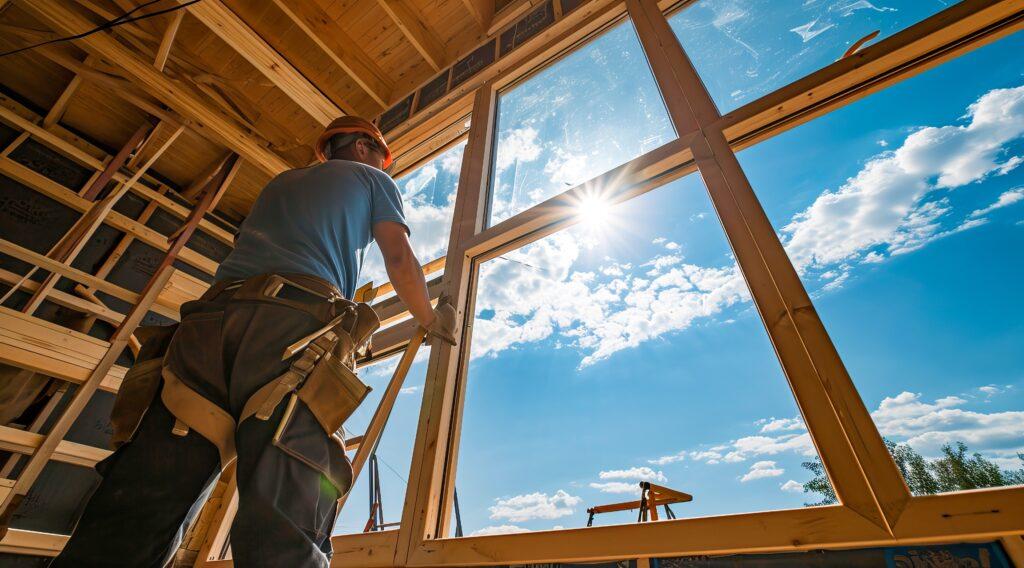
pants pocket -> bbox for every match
[273,394,354,500]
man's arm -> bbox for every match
[373,221,435,328]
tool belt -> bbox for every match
[111,273,380,477]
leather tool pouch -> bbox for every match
[109,324,178,449]
[273,394,354,497]
[297,344,371,436]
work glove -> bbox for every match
[425,299,458,346]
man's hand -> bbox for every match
[425,300,457,346]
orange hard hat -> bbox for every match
[315,116,393,168]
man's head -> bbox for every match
[315,116,393,170]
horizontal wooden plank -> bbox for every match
[0,528,66,557]
[0,238,180,321]
[0,306,126,394]
[0,425,111,468]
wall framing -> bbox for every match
[0,0,1021,564]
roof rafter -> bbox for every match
[271,0,394,111]
[459,0,494,32]
[376,0,447,72]
[22,0,292,175]
[178,0,349,122]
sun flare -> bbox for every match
[576,195,612,228]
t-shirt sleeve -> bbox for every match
[369,170,410,235]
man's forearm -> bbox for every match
[384,253,435,328]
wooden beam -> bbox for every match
[459,0,494,32]
[0,268,124,326]
[0,425,111,468]
[180,0,348,122]
[0,528,66,557]
[271,0,393,109]
[154,9,185,72]
[0,305,127,394]
[376,0,447,72]
[22,0,293,176]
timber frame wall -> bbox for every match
[0,0,1022,565]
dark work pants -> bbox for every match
[52,291,345,568]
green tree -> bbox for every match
[801,440,1024,505]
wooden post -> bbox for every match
[625,0,910,532]
[397,83,497,564]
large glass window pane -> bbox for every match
[488,19,675,225]
[737,34,1024,496]
[670,0,953,114]
[454,175,826,537]
[358,141,467,287]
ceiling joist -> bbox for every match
[22,0,292,176]
[178,0,349,122]
[271,0,394,111]
[376,0,447,72]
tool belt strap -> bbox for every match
[239,331,336,425]
[161,367,237,467]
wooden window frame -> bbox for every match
[326,0,1024,566]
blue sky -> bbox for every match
[336,3,1023,537]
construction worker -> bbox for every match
[53,117,457,567]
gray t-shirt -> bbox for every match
[215,159,407,299]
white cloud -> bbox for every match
[495,127,542,172]
[835,1,896,17]
[970,187,1024,218]
[757,417,805,433]
[598,467,667,482]
[979,385,1002,397]
[589,481,641,494]
[780,479,804,493]
[543,149,589,187]
[470,524,531,536]
[399,385,422,395]
[871,391,1024,456]
[781,85,1024,274]
[740,460,784,482]
[648,451,686,465]
[488,490,582,522]
[469,85,1024,371]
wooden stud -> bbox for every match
[0,157,219,275]
[397,83,497,566]
[42,56,94,128]
[154,10,185,72]
[16,123,186,316]
[460,0,494,32]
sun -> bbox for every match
[576,194,611,228]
